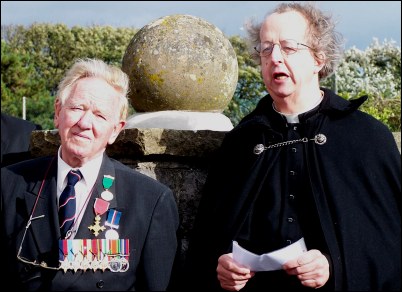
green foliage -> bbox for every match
[1,24,137,128]
[1,39,54,128]
[320,39,401,131]
[1,25,400,131]
[224,36,266,125]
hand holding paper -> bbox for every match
[232,238,307,272]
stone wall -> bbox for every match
[31,129,401,280]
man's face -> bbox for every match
[259,11,322,100]
[54,77,124,167]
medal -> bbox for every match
[105,209,122,239]
[105,229,119,239]
[101,190,113,201]
[109,257,122,272]
[88,215,106,236]
[100,256,109,272]
[91,259,100,272]
[73,253,83,273]
[60,257,71,273]
[88,198,109,236]
[101,175,115,201]
[81,256,90,272]
[120,257,130,272]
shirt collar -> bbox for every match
[57,146,103,192]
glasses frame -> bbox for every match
[254,39,314,57]
[17,214,61,270]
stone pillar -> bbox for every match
[121,14,238,132]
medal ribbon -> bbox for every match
[105,209,121,229]
[103,175,114,189]
[94,198,109,216]
[58,239,130,271]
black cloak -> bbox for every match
[185,88,401,291]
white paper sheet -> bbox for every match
[232,238,307,271]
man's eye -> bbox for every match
[283,47,296,53]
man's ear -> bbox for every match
[313,52,326,74]
[108,120,126,145]
[54,98,61,128]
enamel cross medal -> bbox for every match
[88,198,109,236]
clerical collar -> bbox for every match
[272,92,324,123]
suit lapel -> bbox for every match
[24,157,59,255]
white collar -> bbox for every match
[272,93,324,123]
[57,147,103,192]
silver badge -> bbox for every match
[120,257,129,272]
[313,134,327,145]
[253,144,265,155]
[109,257,122,272]
[105,229,119,239]
[101,190,114,201]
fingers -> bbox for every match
[219,277,249,291]
[218,254,252,275]
[283,249,330,289]
[217,253,255,291]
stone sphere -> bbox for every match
[122,14,238,112]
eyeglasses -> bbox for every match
[254,39,313,57]
[17,214,61,270]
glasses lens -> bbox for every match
[280,40,298,55]
[256,42,273,56]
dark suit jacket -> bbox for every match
[1,112,42,167]
[1,153,179,291]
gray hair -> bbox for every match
[56,58,130,120]
[246,2,344,79]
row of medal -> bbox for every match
[58,238,129,273]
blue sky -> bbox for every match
[1,1,401,50]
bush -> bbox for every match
[320,39,401,131]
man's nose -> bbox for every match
[78,111,93,128]
[270,44,284,63]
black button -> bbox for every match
[289,194,295,200]
[287,217,294,223]
[291,147,297,153]
[286,239,292,245]
[289,170,296,176]
[293,126,298,130]
[97,280,104,289]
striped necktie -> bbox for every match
[59,169,82,239]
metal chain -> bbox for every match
[266,137,308,149]
[253,133,327,155]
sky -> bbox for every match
[1,1,401,50]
